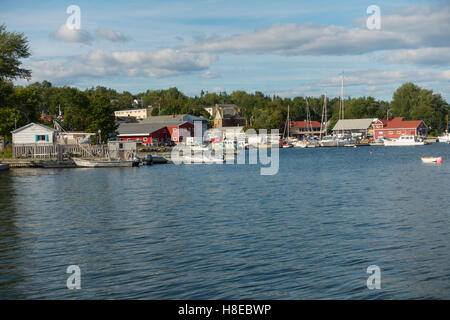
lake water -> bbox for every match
[0,144,449,299]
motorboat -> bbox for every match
[438,133,450,143]
[383,135,425,146]
[319,136,351,147]
[421,156,443,164]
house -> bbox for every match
[290,121,326,139]
[373,117,428,139]
[332,119,376,138]
[114,107,154,120]
[205,104,246,128]
[11,123,56,145]
[140,114,208,141]
[117,123,172,146]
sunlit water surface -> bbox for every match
[0,144,449,299]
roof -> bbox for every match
[11,122,55,134]
[378,117,426,129]
[140,114,208,124]
[117,123,167,136]
[290,121,322,128]
[332,119,375,131]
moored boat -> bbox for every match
[438,133,450,143]
[73,158,137,167]
[421,156,443,164]
[383,135,425,146]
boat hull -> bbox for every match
[384,141,425,146]
[73,158,135,167]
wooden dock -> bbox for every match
[1,159,76,168]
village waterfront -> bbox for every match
[0,143,449,299]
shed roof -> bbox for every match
[11,122,55,134]
[290,121,322,128]
[117,123,167,136]
[378,117,426,129]
[332,119,375,131]
[140,114,207,124]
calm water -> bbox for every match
[0,144,449,299]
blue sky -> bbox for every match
[1,0,449,101]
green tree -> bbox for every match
[391,83,448,134]
[0,24,31,81]
[87,95,118,142]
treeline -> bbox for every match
[0,80,449,141]
[0,24,448,140]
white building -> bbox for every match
[114,107,154,120]
[12,123,56,145]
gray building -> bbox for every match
[332,119,376,138]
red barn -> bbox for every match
[373,117,428,139]
[165,121,194,143]
[117,123,172,146]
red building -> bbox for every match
[290,121,326,139]
[373,117,428,139]
[117,121,196,146]
[117,123,172,146]
[166,122,194,143]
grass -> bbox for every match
[0,145,12,159]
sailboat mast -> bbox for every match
[287,104,290,140]
[340,72,344,136]
[320,93,327,140]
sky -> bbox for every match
[1,0,449,101]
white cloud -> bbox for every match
[183,4,449,57]
[201,71,220,79]
[315,70,450,87]
[27,49,217,83]
[385,47,450,66]
[96,28,130,42]
[51,24,94,45]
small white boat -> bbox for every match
[182,155,224,164]
[421,156,443,164]
[384,135,425,146]
[438,133,450,143]
[73,158,137,167]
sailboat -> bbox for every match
[282,105,294,148]
[320,73,354,147]
[319,92,341,147]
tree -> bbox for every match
[0,24,31,81]
[86,95,118,143]
[391,83,449,134]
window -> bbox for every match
[36,135,47,141]
[397,131,402,134]
[173,128,178,133]
[389,131,393,134]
